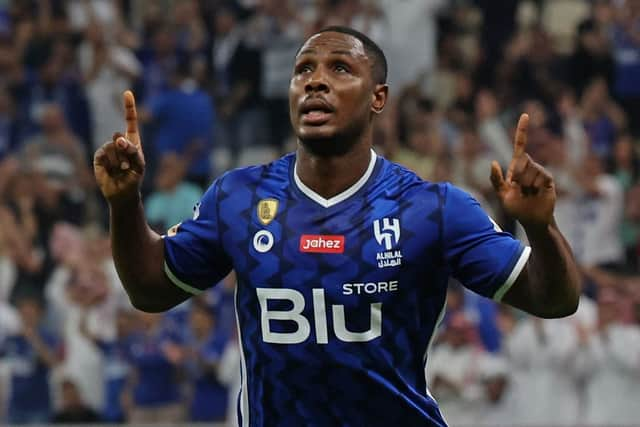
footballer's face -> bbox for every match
[289,32,387,156]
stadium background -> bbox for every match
[0,0,639,425]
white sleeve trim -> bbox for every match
[164,261,203,295]
[493,246,531,302]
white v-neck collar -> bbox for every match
[293,149,377,208]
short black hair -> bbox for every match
[299,25,388,84]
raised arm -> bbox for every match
[93,91,190,312]
[489,114,581,318]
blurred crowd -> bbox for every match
[0,0,640,425]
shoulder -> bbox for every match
[376,156,444,197]
[213,153,293,193]
[376,156,473,205]
[194,155,292,217]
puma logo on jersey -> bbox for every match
[299,235,345,253]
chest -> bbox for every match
[224,193,446,324]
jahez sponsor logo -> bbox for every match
[299,235,345,253]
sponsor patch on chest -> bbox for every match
[299,235,345,253]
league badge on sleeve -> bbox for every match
[167,222,182,237]
[257,198,279,225]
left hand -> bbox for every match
[490,113,556,228]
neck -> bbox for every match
[295,137,373,200]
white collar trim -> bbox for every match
[294,149,377,208]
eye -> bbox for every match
[334,63,350,73]
[295,63,313,74]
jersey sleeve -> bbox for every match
[442,184,530,301]
[163,179,233,295]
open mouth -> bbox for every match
[300,99,334,125]
[302,110,332,125]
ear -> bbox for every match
[371,84,388,114]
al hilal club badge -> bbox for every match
[257,198,278,225]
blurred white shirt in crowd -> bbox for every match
[67,0,118,32]
[427,342,485,426]
[44,260,128,411]
[502,317,581,426]
[474,354,518,426]
[575,175,625,267]
[376,0,446,89]
[576,323,640,426]
[78,40,142,149]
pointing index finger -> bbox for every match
[513,113,529,159]
[123,90,140,147]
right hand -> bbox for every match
[93,90,145,203]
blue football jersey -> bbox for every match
[163,149,530,427]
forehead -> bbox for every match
[297,32,368,62]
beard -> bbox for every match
[296,114,369,157]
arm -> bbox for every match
[22,328,61,369]
[109,194,189,312]
[94,91,189,312]
[503,219,581,318]
[490,114,581,318]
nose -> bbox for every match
[305,70,329,93]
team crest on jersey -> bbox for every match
[257,198,278,225]
[373,218,402,268]
[167,222,182,237]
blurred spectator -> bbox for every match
[79,307,135,423]
[67,0,121,37]
[475,89,513,169]
[474,0,519,85]
[145,152,203,233]
[247,0,304,149]
[427,312,484,427]
[568,16,614,97]
[611,0,640,135]
[501,312,581,426]
[0,164,56,299]
[45,226,124,412]
[475,354,517,425]
[183,298,229,422]
[173,0,208,57]
[452,123,494,202]
[0,86,20,159]
[609,132,640,191]
[377,0,446,89]
[498,26,564,106]
[2,295,62,425]
[15,36,93,150]
[142,60,216,188]
[580,77,627,159]
[391,122,444,182]
[576,287,640,425]
[573,152,625,270]
[137,23,180,101]
[20,102,93,193]
[624,183,640,269]
[556,87,589,167]
[443,282,501,353]
[211,6,268,165]
[77,20,142,149]
[51,378,100,424]
[123,312,185,423]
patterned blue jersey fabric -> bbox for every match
[163,150,529,427]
